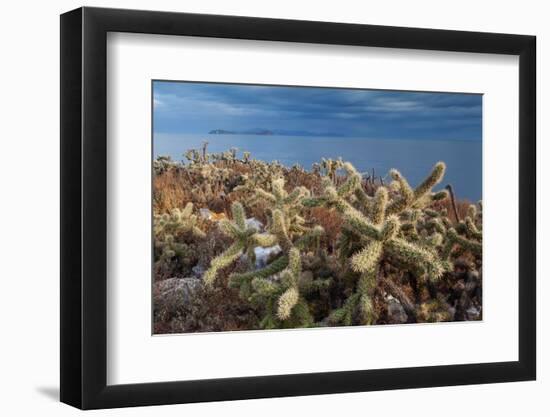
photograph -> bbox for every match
[152,81,483,334]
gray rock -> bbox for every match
[466,305,482,320]
[386,295,408,324]
[153,277,202,312]
[191,264,206,279]
[199,208,213,220]
[254,245,282,268]
[246,217,263,232]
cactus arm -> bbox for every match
[285,186,309,205]
[277,287,300,320]
[464,217,483,240]
[250,277,279,297]
[255,188,277,204]
[350,241,383,274]
[384,238,437,274]
[370,187,388,224]
[353,186,371,207]
[302,196,330,208]
[252,233,278,247]
[329,293,360,326]
[218,218,242,238]
[343,211,380,241]
[294,226,324,251]
[271,209,293,252]
[447,228,482,256]
[431,190,449,202]
[386,169,415,215]
[191,226,206,239]
[229,255,289,287]
[413,162,446,199]
[231,202,247,229]
[203,242,245,286]
[287,248,302,282]
[337,162,362,197]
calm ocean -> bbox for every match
[154,133,482,201]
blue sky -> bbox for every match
[153,81,482,141]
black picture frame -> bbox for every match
[60,6,536,410]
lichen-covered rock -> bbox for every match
[153,277,202,312]
[386,295,408,324]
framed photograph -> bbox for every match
[60,6,536,409]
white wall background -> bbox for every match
[0,0,546,415]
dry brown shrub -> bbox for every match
[284,168,322,193]
[309,207,343,252]
[435,197,476,223]
[153,170,192,212]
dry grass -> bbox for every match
[153,170,186,212]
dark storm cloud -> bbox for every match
[153,81,482,140]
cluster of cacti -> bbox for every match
[153,155,178,175]
[203,176,327,328]
[153,203,206,278]
[153,146,482,333]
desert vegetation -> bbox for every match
[153,143,482,333]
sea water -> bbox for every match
[154,133,482,201]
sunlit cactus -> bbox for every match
[321,157,344,184]
[154,203,206,239]
[155,233,192,263]
[152,203,206,278]
[237,247,313,329]
[442,227,482,259]
[276,248,302,320]
[251,177,310,238]
[229,207,324,298]
[308,161,455,325]
[203,202,277,286]
[153,155,177,175]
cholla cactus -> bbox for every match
[386,162,448,215]
[303,162,364,213]
[225,195,325,329]
[210,147,239,164]
[245,248,314,329]
[277,248,302,319]
[440,202,482,260]
[252,177,310,238]
[203,202,277,286]
[153,203,205,277]
[308,162,453,325]
[153,155,177,175]
[321,157,344,184]
[229,206,324,300]
[418,295,452,322]
[154,203,206,240]
[442,227,482,259]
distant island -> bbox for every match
[208,128,341,137]
[209,128,274,135]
